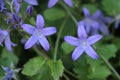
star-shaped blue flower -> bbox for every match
[21,14,57,51]
[2,63,21,80]
[64,22,102,60]
[48,0,73,8]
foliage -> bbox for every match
[0,0,120,80]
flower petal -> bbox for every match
[104,17,113,23]
[64,36,79,46]
[93,10,103,19]
[25,35,38,49]
[78,21,87,38]
[36,14,44,29]
[24,0,38,5]
[48,0,58,8]
[83,7,90,17]
[63,0,73,7]
[85,18,100,29]
[85,45,98,59]
[0,31,4,45]
[21,24,35,34]
[38,36,50,51]
[87,35,102,45]
[42,27,56,36]
[5,35,12,52]
[72,46,84,61]
[99,23,109,35]
[13,0,21,13]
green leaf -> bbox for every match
[29,17,36,26]
[22,57,46,76]
[0,49,19,66]
[97,44,117,60]
[102,0,120,15]
[60,17,76,38]
[48,60,64,80]
[88,65,111,79]
[86,57,111,79]
[61,42,74,54]
[29,63,52,80]
[112,37,120,49]
[73,55,89,80]
[44,8,65,21]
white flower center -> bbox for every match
[34,29,43,39]
[79,39,88,49]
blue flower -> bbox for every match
[3,67,13,80]
[64,22,102,60]
[0,30,16,51]
[79,7,113,35]
[21,14,57,51]
[48,0,74,8]
[2,63,21,80]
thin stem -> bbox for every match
[64,69,79,79]
[33,47,49,59]
[63,73,70,80]
[53,16,68,61]
[100,55,120,80]
[59,1,78,26]
[10,0,14,13]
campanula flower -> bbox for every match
[80,7,112,35]
[14,0,38,13]
[3,67,13,80]
[2,63,21,80]
[21,14,56,51]
[64,22,102,60]
[48,0,73,8]
[0,30,16,51]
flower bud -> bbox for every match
[26,5,34,15]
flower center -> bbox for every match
[34,29,43,39]
[79,39,88,49]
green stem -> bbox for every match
[100,55,120,80]
[33,48,49,59]
[10,0,14,13]
[53,16,68,61]
[65,69,79,79]
[59,1,78,26]
[63,73,70,80]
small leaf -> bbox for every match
[29,63,52,80]
[86,57,111,79]
[0,49,19,66]
[48,60,64,80]
[73,55,89,80]
[29,17,36,25]
[97,44,117,60]
[102,0,120,15]
[44,8,65,21]
[61,42,74,54]
[22,57,46,76]
[88,65,111,79]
